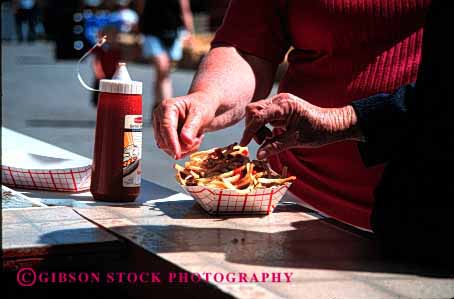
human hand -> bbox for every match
[153,92,219,159]
[182,32,194,49]
[240,93,362,159]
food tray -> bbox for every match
[181,183,292,215]
[1,151,91,192]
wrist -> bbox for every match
[187,90,221,115]
[324,105,364,142]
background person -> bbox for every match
[13,0,38,42]
[138,0,194,112]
[240,0,451,265]
[153,0,430,230]
[110,0,139,34]
[87,0,139,106]
[91,25,122,106]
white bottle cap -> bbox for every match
[99,62,143,95]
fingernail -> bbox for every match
[257,149,267,160]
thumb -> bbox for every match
[181,134,204,154]
[180,135,205,159]
[256,131,299,160]
[180,109,204,146]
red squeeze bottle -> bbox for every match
[90,62,143,202]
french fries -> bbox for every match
[174,143,296,192]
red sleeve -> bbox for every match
[211,0,290,65]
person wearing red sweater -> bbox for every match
[153,0,431,230]
[241,0,451,266]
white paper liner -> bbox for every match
[2,165,92,192]
[181,183,292,215]
[2,150,92,192]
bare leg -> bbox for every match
[152,53,172,110]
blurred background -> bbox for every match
[1,0,229,63]
[1,0,275,191]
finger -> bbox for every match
[154,105,176,153]
[161,105,182,159]
[180,134,204,158]
[153,107,169,150]
[256,131,299,160]
[152,109,166,149]
[180,108,204,146]
[253,126,273,145]
[239,103,268,146]
[162,147,175,157]
[181,133,203,153]
[240,100,283,146]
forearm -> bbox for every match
[182,15,194,34]
[182,11,194,34]
[189,46,277,131]
[322,105,364,142]
[314,83,415,149]
[180,0,194,33]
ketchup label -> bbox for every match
[123,115,142,187]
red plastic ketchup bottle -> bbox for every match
[90,62,143,202]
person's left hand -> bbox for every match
[240,93,363,159]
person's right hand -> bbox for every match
[153,92,217,159]
[240,93,363,160]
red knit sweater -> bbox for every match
[212,0,430,229]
